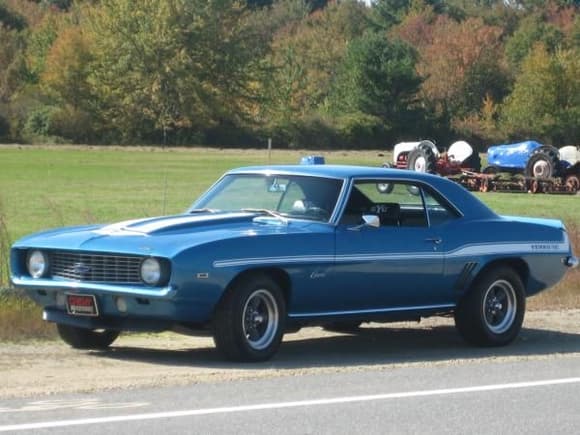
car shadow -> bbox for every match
[91,324,580,370]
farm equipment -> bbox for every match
[479,142,580,193]
[389,139,579,194]
[390,140,481,175]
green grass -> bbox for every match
[473,192,580,222]
[0,290,56,341]
[0,146,383,241]
[1,145,578,240]
[0,145,578,340]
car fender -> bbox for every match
[559,145,580,166]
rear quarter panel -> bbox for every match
[443,217,570,299]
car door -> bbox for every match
[330,179,454,313]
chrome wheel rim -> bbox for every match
[242,289,279,350]
[377,183,391,193]
[532,160,549,178]
[482,280,516,334]
[414,156,426,172]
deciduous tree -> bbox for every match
[263,0,369,122]
[88,0,269,143]
[501,43,579,145]
[415,17,507,118]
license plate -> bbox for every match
[65,294,99,317]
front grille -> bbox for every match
[50,251,143,284]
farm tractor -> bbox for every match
[386,139,579,194]
[389,140,481,176]
[483,141,580,193]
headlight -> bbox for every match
[140,258,162,286]
[27,250,49,279]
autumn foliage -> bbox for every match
[0,0,578,148]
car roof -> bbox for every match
[229,164,431,179]
[227,165,498,220]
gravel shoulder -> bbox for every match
[2,310,580,399]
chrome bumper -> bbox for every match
[564,256,579,268]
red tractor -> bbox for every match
[389,140,481,175]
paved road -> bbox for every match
[1,355,579,434]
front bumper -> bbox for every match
[13,276,214,326]
[43,307,173,332]
[11,276,176,298]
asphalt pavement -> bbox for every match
[1,355,579,434]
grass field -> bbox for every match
[0,145,578,340]
[1,145,578,239]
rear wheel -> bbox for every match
[525,146,560,178]
[454,266,525,347]
[213,275,286,362]
[407,145,437,174]
[57,324,119,349]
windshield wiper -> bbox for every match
[241,208,288,224]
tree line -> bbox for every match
[0,0,578,149]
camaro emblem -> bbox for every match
[72,262,91,274]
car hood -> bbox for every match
[13,212,320,257]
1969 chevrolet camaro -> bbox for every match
[10,164,578,361]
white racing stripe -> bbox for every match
[213,240,569,268]
[1,377,579,432]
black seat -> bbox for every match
[370,202,400,226]
[340,187,373,225]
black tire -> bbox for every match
[56,324,120,349]
[213,275,286,362]
[454,266,525,347]
[376,182,394,194]
[378,162,395,193]
[525,146,560,178]
[465,152,482,172]
[407,145,437,174]
[323,321,362,333]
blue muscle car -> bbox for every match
[10,165,578,361]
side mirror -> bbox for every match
[349,214,380,231]
[362,215,380,228]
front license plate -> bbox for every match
[66,293,99,317]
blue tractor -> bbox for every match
[485,141,580,192]
[485,140,560,178]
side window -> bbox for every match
[341,180,428,227]
[423,189,459,226]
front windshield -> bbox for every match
[191,174,344,222]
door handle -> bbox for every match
[425,237,442,245]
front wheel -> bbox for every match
[57,324,120,349]
[454,267,525,347]
[213,275,286,362]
